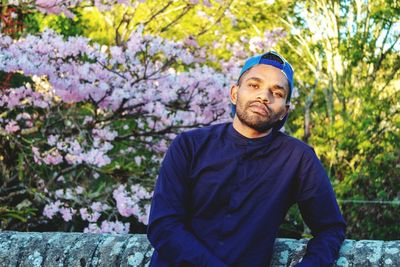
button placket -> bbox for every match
[235,145,249,201]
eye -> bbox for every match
[248,83,259,89]
[272,91,284,98]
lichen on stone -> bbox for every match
[128,252,145,266]
[339,240,354,254]
[145,249,154,257]
[365,241,384,263]
[288,241,305,252]
[279,250,289,264]
[336,256,349,267]
[385,258,393,265]
[110,241,125,256]
[27,251,43,267]
[0,232,399,267]
[384,247,399,255]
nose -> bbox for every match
[256,90,272,104]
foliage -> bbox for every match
[280,0,400,240]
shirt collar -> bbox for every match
[227,123,276,146]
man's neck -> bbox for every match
[232,116,272,139]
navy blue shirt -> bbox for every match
[147,123,346,267]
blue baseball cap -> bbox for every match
[238,50,294,102]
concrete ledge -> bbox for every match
[0,231,399,266]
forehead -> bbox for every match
[243,64,289,91]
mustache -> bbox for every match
[247,100,272,113]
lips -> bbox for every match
[248,102,269,116]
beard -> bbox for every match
[235,99,286,133]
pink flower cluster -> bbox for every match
[113,184,152,225]
[0,28,230,124]
[80,202,110,223]
[10,0,135,18]
[43,200,76,222]
[84,221,130,234]
[42,184,151,233]
[31,136,112,168]
[43,185,141,233]
[248,29,287,54]
[5,120,20,133]
[0,85,51,110]
[0,28,233,166]
[43,184,152,233]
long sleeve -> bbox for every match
[294,149,346,267]
[147,134,228,267]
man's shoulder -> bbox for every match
[274,131,314,154]
[171,123,229,155]
[180,122,229,140]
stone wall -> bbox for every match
[0,231,399,266]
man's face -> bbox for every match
[230,64,290,133]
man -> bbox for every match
[147,51,346,267]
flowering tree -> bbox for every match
[0,1,286,233]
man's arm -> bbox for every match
[147,134,228,267]
[294,149,346,267]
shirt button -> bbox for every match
[218,241,224,246]
[226,214,232,218]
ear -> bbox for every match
[281,104,290,120]
[230,84,239,105]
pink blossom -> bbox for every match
[55,189,64,198]
[83,220,129,234]
[92,127,118,141]
[134,156,142,166]
[59,207,75,222]
[112,184,152,224]
[25,121,33,127]
[42,149,63,165]
[80,208,100,223]
[83,116,93,125]
[183,36,199,48]
[84,148,111,167]
[203,0,212,8]
[43,200,62,219]
[65,154,78,165]
[87,211,101,222]
[75,186,84,194]
[100,220,130,234]
[80,208,90,221]
[91,202,106,212]
[5,120,20,133]
[131,184,153,199]
[15,112,31,121]
[84,223,101,233]
[47,135,59,146]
